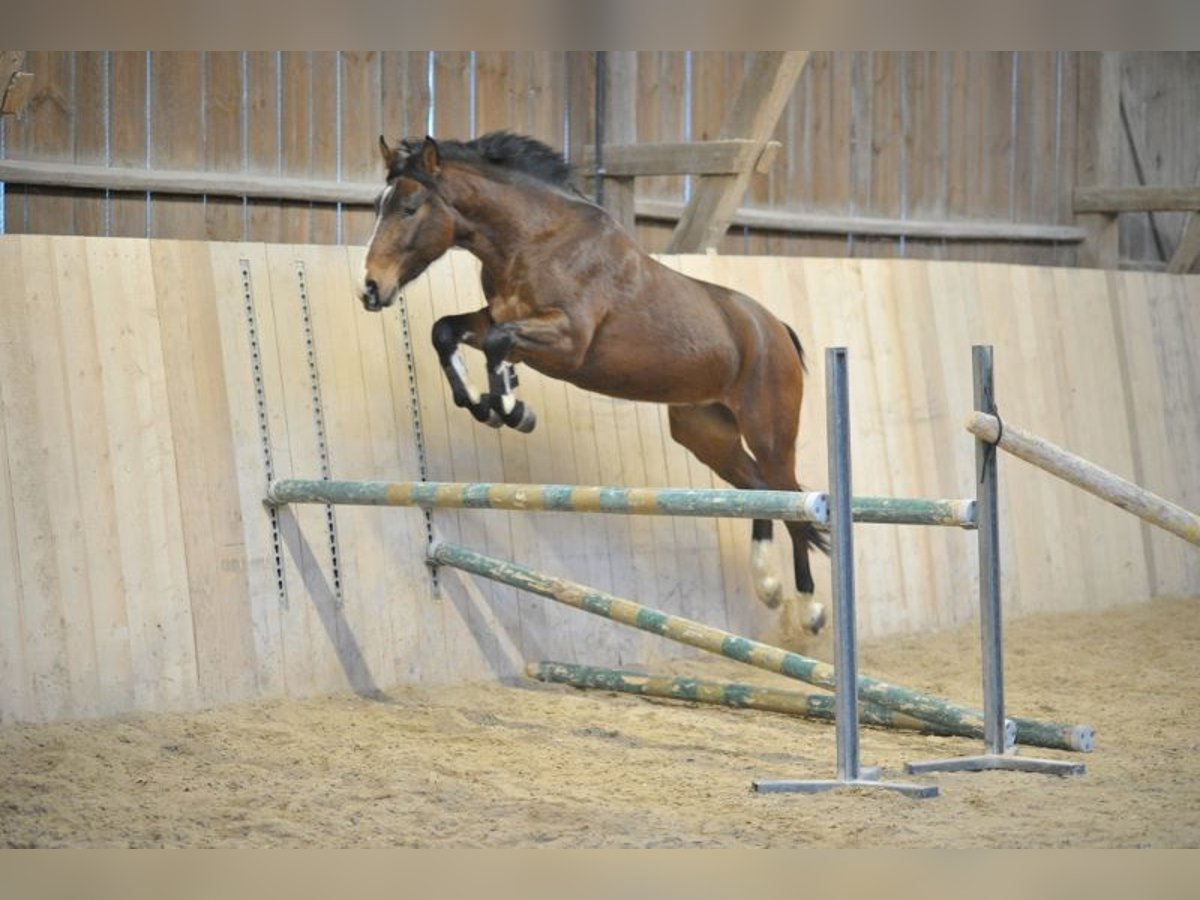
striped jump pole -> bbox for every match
[527,661,975,739]
[265,478,975,529]
[527,661,1089,753]
[430,540,1002,751]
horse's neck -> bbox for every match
[446,172,561,296]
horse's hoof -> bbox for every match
[503,401,537,433]
[472,395,504,427]
[803,602,827,636]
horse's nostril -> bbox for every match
[364,279,379,299]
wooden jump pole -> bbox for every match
[525,662,1091,754]
[266,478,975,528]
[268,479,829,523]
[966,411,1200,546]
[429,541,1010,745]
[527,661,974,739]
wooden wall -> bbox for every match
[4,52,1195,269]
[1,235,1196,724]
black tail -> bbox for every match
[782,322,829,565]
[784,323,807,373]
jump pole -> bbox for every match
[430,540,1003,746]
[965,411,1200,547]
[904,346,1087,777]
[265,478,975,529]
[527,661,973,738]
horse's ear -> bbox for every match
[418,135,441,176]
[378,135,394,169]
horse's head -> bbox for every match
[358,135,457,312]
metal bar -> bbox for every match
[904,346,1090,778]
[751,348,937,799]
[526,661,968,739]
[827,347,860,781]
[975,345,1007,756]
[267,479,829,524]
[428,544,1001,743]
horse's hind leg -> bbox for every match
[667,404,785,609]
[734,401,828,635]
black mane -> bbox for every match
[398,131,580,192]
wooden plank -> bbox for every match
[17,52,76,235]
[150,52,205,239]
[260,243,336,695]
[246,52,284,243]
[579,139,782,177]
[205,241,285,698]
[337,51,381,246]
[71,52,109,237]
[279,51,316,244]
[1054,265,1151,602]
[1075,185,1200,214]
[1075,52,1122,267]
[108,51,149,238]
[0,239,30,720]
[150,239,258,705]
[1166,214,1200,274]
[296,243,391,695]
[19,236,108,720]
[202,52,245,241]
[377,265,454,683]
[667,52,808,252]
[86,237,199,711]
[307,52,340,244]
[600,51,637,233]
[0,238,57,721]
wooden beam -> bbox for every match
[0,157,1086,245]
[1118,77,1169,262]
[601,51,637,233]
[639,197,1087,244]
[666,51,809,253]
[0,158,379,205]
[1167,214,1200,274]
[578,139,782,177]
[0,50,33,117]
[1075,52,1122,268]
[1074,185,1200,213]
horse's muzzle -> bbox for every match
[358,278,394,312]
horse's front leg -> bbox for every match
[481,324,537,433]
[432,309,504,427]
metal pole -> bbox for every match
[905,345,1086,777]
[828,347,860,781]
[753,348,937,798]
[974,345,1007,756]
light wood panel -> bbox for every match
[0,236,1195,724]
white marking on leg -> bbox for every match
[750,538,783,608]
[449,351,481,405]
[495,363,516,414]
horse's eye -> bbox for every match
[401,199,422,217]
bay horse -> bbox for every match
[358,131,828,634]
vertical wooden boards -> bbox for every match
[1,236,1197,723]
[86,237,200,712]
[204,242,285,699]
[150,240,258,705]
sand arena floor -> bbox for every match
[2,596,1198,848]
